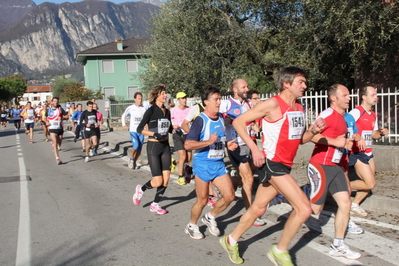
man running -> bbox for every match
[10,105,22,131]
[45,97,68,165]
[220,79,265,226]
[307,84,361,260]
[40,103,49,141]
[80,101,99,162]
[121,92,146,170]
[0,106,8,129]
[22,102,35,143]
[170,91,192,185]
[348,85,389,216]
[184,84,238,240]
[220,67,325,265]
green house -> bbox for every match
[75,37,150,100]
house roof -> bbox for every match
[26,85,52,93]
[75,36,151,63]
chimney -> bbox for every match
[115,39,123,51]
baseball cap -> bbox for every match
[176,92,187,99]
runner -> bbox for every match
[220,79,265,226]
[348,85,389,217]
[68,103,76,133]
[92,103,104,156]
[184,84,238,240]
[10,105,22,131]
[247,90,262,144]
[306,84,362,260]
[35,103,42,126]
[45,97,68,165]
[22,102,35,143]
[71,104,85,151]
[121,92,146,170]
[181,102,217,206]
[80,101,99,163]
[132,84,173,215]
[170,91,192,185]
[220,67,325,265]
[40,103,49,141]
[0,106,8,129]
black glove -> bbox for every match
[153,133,164,140]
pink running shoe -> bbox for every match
[207,196,218,208]
[150,203,167,215]
[132,185,143,205]
[56,158,62,165]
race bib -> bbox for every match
[332,147,344,163]
[49,120,61,129]
[133,116,142,125]
[287,111,305,140]
[208,136,226,159]
[362,130,372,148]
[158,118,170,134]
[87,115,96,125]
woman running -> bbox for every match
[132,84,173,215]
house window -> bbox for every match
[102,60,114,73]
[33,96,40,101]
[128,86,139,99]
[104,87,115,101]
[126,60,138,73]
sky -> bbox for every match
[34,0,143,5]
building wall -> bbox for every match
[19,92,53,106]
[84,55,148,101]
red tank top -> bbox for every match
[261,95,304,166]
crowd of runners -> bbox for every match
[126,67,388,265]
[0,97,104,165]
[0,66,389,265]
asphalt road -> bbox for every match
[1,126,398,266]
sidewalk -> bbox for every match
[98,128,399,216]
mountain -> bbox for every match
[0,1,159,78]
[0,0,36,32]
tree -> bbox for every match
[140,0,274,97]
[52,77,79,98]
[59,83,92,102]
[0,75,27,104]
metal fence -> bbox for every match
[110,87,398,144]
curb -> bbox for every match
[102,133,399,216]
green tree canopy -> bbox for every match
[52,77,79,98]
[140,0,399,93]
[0,75,27,104]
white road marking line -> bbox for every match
[15,134,31,266]
[269,204,398,265]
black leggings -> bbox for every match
[147,141,171,177]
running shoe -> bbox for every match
[29,139,33,143]
[347,219,364,235]
[73,137,77,143]
[128,159,134,169]
[201,214,220,236]
[177,176,187,185]
[25,130,29,134]
[235,186,242,197]
[84,156,89,163]
[82,148,86,152]
[57,146,61,151]
[149,203,167,215]
[45,138,49,142]
[170,158,176,172]
[267,245,294,266]
[184,224,204,240]
[89,149,94,157]
[253,217,267,226]
[329,243,361,260]
[220,236,244,264]
[269,194,285,207]
[230,169,237,177]
[132,185,143,205]
[350,205,368,217]
[207,196,218,208]
[56,158,62,165]
[93,150,98,156]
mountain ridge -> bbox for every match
[0,0,159,78]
